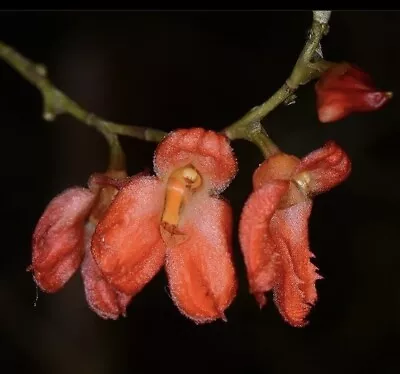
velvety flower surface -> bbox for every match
[315,62,392,123]
[239,141,351,326]
[92,128,238,324]
[30,169,132,319]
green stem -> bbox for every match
[0,11,332,163]
[102,130,126,171]
[0,41,167,149]
[246,122,280,158]
[223,11,331,157]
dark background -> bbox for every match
[0,10,399,374]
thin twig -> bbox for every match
[0,11,332,160]
[0,41,167,146]
[222,10,332,156]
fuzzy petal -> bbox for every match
[81,223,132,320]
[238,181,289,307]
[165,195,236,323]
[91,175,166,295]
[295,141,352,195]
[154,128,237,193]
[270,200,320,327]
[252,154,300,190]
[315,63,392,123]
[31,187,96,292]
[88,170,131,193]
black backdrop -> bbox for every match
[0,10,399,374]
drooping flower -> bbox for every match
[315,62,392,123]
[91,128,238,324]
[29,169,133,319]
[239,141,351,327]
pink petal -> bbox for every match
[153,128,237,193]
[91,175,166,295]
[81,222,132,320]
[295,141,352,195]
[252,154,300,190]
[238,181,289,307]
[315,63,391,123]
[165,194,237,323]
[270,200,321,327]
[31,187,96,292]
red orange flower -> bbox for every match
[29,169,133,319]
[91,128,238,324]
[239,141,351,327]
[315,62,392,123]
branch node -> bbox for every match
[35,64,47,77]
[42,110,56,122]
[249,121,262,135]
[222,10,332,157]
[86,113,97,126]
[42,89,66,121]
[284,94,297,106]
[0,40,167,143]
